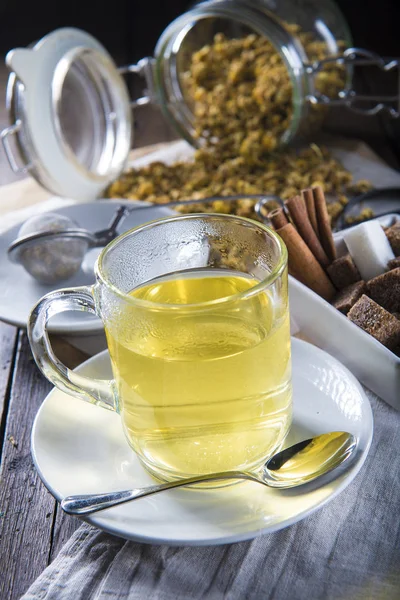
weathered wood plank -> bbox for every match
[45,338,94,561]
[132,103,179,149]
[0,332,55,600]
[49,505,80,563]
[0,322,19,448]
[130,78,178,149]
[48,335,90,370]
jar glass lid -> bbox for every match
[4,28,132,201]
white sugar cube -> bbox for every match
[342,221,395,281]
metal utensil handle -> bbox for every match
[305,47,400,118]
[92,205,132,246]
[124,194,281,215]
[91,194,281,244]
[61,471,256,516]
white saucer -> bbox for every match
[0,200,174,335]
[31,338,373,546]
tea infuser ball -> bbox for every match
[8,213,91,285]
[7,196,280,285]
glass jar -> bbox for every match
[2,0,398,200]
[152,0,352,148]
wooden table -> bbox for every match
[0,66,399,599]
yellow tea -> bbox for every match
[106,271,292,480]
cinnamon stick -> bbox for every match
[301,188,319,237]
[313,186,337,262]
[268,207,288,229]
[285,195,330,267]
[276,223,336,301]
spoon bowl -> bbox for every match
[61,431,356,516]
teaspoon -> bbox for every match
[61,431,356,516]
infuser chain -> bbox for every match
[305,47,400,118]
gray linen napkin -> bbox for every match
[22,391,400,600]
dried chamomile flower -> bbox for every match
[346,180,374,195]
[345,208,375,225]
[106,30,372,224]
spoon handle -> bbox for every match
[61,471,255,515]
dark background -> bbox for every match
[1,0,399,62]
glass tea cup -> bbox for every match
[28,213,292,482]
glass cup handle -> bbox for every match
[28,285,116,411]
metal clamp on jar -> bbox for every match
[2,0,399,201]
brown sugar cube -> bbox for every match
[388,257,400,270]
[347,295,400,350]
[327,254,361,290]
[367,268,400,313]
[385,223,400,255]
[332,281,366,315]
